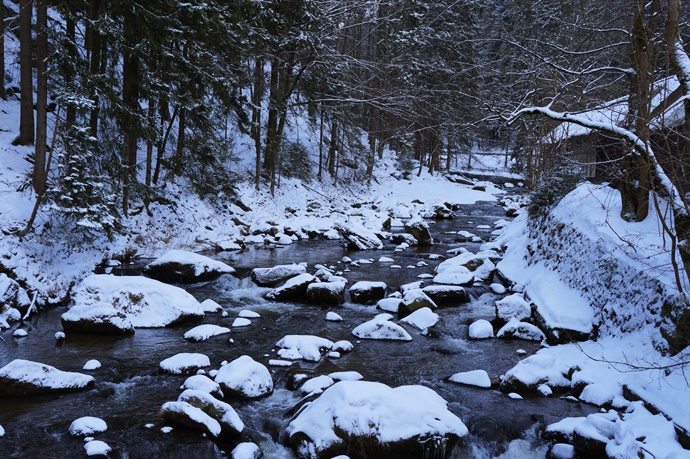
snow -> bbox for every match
[61,302,134,333]
[299,375,335,395]
[159,353,210,375]
[468,319,494,339]
[332,340,354,352]
[231,442,261,459]
[69,417,107,436]
[352,314,412,341]
[275,335,335,361]
[401,307,439,331]
[82,359,101,370]
[161,401,222,437]
[84,440,112,457]
[0,359,94,393]
[268,359,294,367]
[178,389,245,435]
[200,299,222,313]
[145,249,235,277]
[287,381,468,456]
[232,318,251,327]
[184,324,231,341]
[0,425,4,437]
[448,370,491,388]
[238,310,261,318]
[252,264,307,286]
[377,297,401,313]
[12,328,27,337]
[497,318,545,341]
[181,375,223,397]
[495,293,531,321]
[325,311,342,322]
[69,274,204,328]
[214,355,273,399]
[328,371,363,381]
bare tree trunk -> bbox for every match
[0,2,6,100]
[174,106,186,176]
[18,0,34,146]
[33,0,47,195]
[252,59,263,191]
[318,107,324,181]
[65,9,76,128]
[328,119,338,177]
[265,61,280,195]
[88,0,101,137]
[122,9,140,216]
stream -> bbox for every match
[0,201,596,458]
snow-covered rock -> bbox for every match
[404,217,433,246]
[352,314,412,341]
[0,359,95,396]
[326,311,342,322]
[160,401,222,437]
[332,222,383,250]
[468,319,494,339]
[496,293,532,322]
[328,371,363,381]
[448,370,491,388]
[422,285,469,306]
[200,299,222,313]
[266,273,317,301]
[287,381,468,459]
[433,259,474,286]
[0,273,31,318]
[159,353,210,375]
[183,324,231,341]
[399,289,437,318]
[306,281,346,306]
[421,202,455,220]
[231,442,262,459]
[232,318,251,327]
[0,425,5,437]
[181,375,224,398]
[497,318,545,341]
[214,355,273,399]
[377,297,401,313]
[68,275,204,328]
[401,307,439,331]
[238,310,261,319]
[490,283,507,294]
[251,264,307,287]
[299,375,335,395]
[349,281,387,304]
[276,335,335,361]
[69,416,107,437]
[178,389,244,438]
[12,328,27,337]
[84,440,112,457]
[61,303,135,335]
[143,249,235,284]
[83,359,101,370]
[332,340,354,353]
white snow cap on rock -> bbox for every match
[181,374,223,397]
[145,249,235,276]
[69,416,107,437]
[214,355,273,399]
[184,324,231,341]
[496,293,531,321]
[69,274,204,328]
[0,359,94,394]
[238,310,261,318]
[401,307,439,331]
[468,319,494,339]
[232,318,251,327]
[448,370,491,388]
[352,314,412,341]
[497,318,545,341]
[200,299,222,313]
[159,353,210,374]
[231,442,261,459]
[275,335,335,361]
[82,359,101,370]
[326,311,343,322]
[299,375,335,395]
[84,440,112,457]
[287,381,468,456]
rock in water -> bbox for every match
[287,380,468,459]
[0,359,95,397]
[143,249,235,284]
[404,216,433,246]
[306,282,346,306]
[159,353,210,375]
[349,281,387,304]
[352,314,412,341]
[251,264,307,287]
[214,355,273,400]
[332,222,383,250]
[266,273,318,301]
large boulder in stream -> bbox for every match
[332,222,383,250]
[0,359,95,397]
[214,355,273,400]
[61,303,135,335]
[0,274,31,321]
[143,249,235,284]
[251,264,307,287]
[404,217,433,246]
[422,285,469,306]
[398,289,437,318]
[287,380,468,459]
[66,275,204,329]
[266,273,318,301]
[177,389,244,439]
[306,281,346,306]
[349,281,387,304]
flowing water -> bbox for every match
[0,202,596,458]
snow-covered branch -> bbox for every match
[508,105,687,216]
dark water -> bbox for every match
[0,202,595,458]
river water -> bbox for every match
[0,202,595,458]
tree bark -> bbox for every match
[33,0,47,195]
[87,0,101,137]
[122,8,140,216]
[252,59,263,191]
[65,8,76,128]
[0,1,6,100]
[18,0,34,146]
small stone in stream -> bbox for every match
[83,359,101,370]
[538,384,553,397]
[232,318,251,327]
[326,312,343,322]
[161,426,173,433]
[55,332,65,340]
[328,352,341,358]
[508,393,523,400]
[516,349,527,355]
[12,329,27,337]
